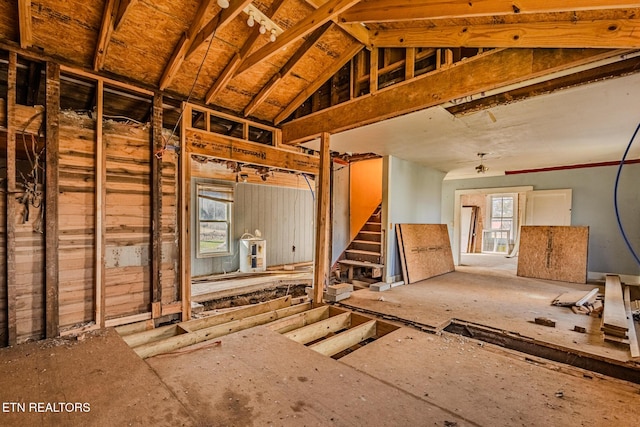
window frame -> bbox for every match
[487,193,518,243]
[196,182,234,258]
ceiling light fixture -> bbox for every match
[475,153,488,174]
[269,28,277,42]
[217,0,229,8]
[259,20,267,34]
[247,11,255,27]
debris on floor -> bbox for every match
[534,317,556,328]
[324,283,353,302]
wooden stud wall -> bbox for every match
[1,59,181,342]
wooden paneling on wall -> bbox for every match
[190,176,315,277]
[58,113,96,328]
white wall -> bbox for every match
[383,156,446,282]
[441,163,640,278]
[191,179,315,277]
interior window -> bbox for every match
[197,183,233,257]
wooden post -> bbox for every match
[45,62,60,338]
[6,52,17,345]
[151,93,163,316]
[95,80,106,328]
[180,103,192,320]
[405,48,415,80]
[313,132,331,307]
[370,47,379,94]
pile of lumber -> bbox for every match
[601,275,629,344]
[553,288,603,316]
[324,283,353,302]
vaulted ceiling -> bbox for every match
[2,1,640,174]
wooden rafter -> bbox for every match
[281,48,627,143]
[94,0,138,70]
[114,0,138,30]
[18,0,33,48]
[339,0,640,23]
[158,0,216,90]
[236,0,362,76]
[274,43,363,125]
[184,0,253,60]
[369,20,640,49]
[243,22,332,117]
[305,0,370,46]
[205,0,288,104]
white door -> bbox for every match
[525,189,572,226]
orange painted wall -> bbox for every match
[349,158,383,241]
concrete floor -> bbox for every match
[2,261,639,426]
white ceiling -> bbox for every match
[304,68,640,180]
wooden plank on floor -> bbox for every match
[135,303,311,358]
[395,224,408,284]
[121,324,188,347]
[309,319,377,357]
[396,224,454,284]
[623,285,639,359]
[284,311,352,345]
[603,275,628,332]
[182,295,292,331]
[266,305,330,333]
[552,288,599,306]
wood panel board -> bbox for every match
[395,224,454,284]
[517,226,589,284]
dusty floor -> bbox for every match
[343,255,632,361]
[0,329,195,426]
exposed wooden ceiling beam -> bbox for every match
[18,0,33,49]
[274,43,363,125]
[369,20,640,49]
[94,0,138,71]
[114,0,138,30]
[305,0,370,46]
[244,22,333,117]
[236,0,362,76]
[281,48,627,143]
[339,0,640,23]
[158,0,217,90]
[205,0,288,104]
[94,0,118,71]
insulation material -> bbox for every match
[517,226,589,284]
[396,224,454,284]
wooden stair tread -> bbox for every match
[365,221,381,225]
[338,259,384,269]
[346,249,381,256]
[358,231,381,235]
[353,240,381,245]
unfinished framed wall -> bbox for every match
[0,49,182,345]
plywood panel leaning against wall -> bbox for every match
[104,121,152,319]
[517,226,589,284]
[396,224,454,284]
[58,112,96,329]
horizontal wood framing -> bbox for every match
[183,103,320,174]
[281,48,628,144]
[368,20,640,49]
[339,1,640,23]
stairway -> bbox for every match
[337,205,384,284]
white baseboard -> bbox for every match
[588,271,640,285]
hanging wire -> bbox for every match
[613,122,640,266]
[162,29,218,157]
